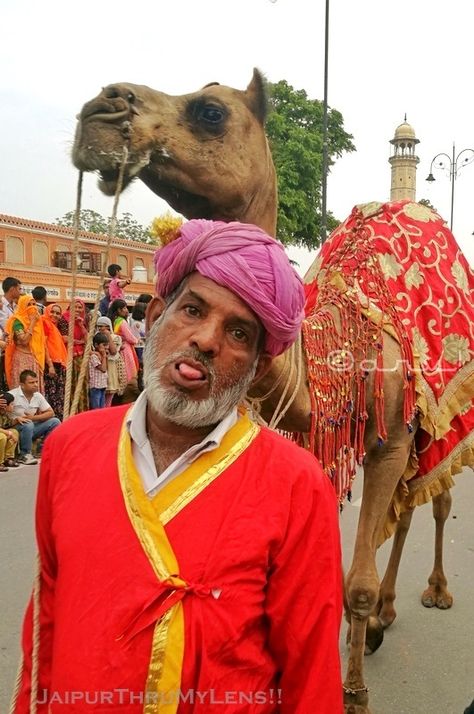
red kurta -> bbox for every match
[12,405,343,713]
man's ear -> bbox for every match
[145,296,166,332]
[251,352,273,387]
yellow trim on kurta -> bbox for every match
[117,409,259,713]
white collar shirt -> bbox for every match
[126,390,238,498]
[8,387,52,418]
[0,296,15,331]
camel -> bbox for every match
[72,70,474,713]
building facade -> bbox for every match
[0,214,156,306]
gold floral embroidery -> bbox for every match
[413,328,430,365]
[442,334,470,365]
[451,259,469,294]
[357,201,383,218]
[405,262,424,289]
[403,202,439,223]
[378,252,403,279]
[304,254,323,285]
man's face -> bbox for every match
[9,284,21,302]
[21,375,39,395]
[144,273,271,429]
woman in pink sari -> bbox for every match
[107,299,138,386]
[58,298,90,412]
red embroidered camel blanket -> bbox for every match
[303,200,474,537]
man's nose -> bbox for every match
[189,320,221,356]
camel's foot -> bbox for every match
[343,686,371,714]
[376,598,397,629]
[345,616,384,656]
[421,584,453,609]
[365,615,384,654]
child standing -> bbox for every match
[88,333,108,409]
[96,316,127,407]
[107,264,131,302]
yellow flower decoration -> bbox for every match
[403,202,439,223]
[451,259,469,294]
[442,334,470,365]
[405,262,424,290]
[150,213,184,246]
[378,253,403,279]
[412,327,430,365]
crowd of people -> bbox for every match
[0,267,151,471]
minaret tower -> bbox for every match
[389,117,420,201]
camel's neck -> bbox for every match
[241,145,278,237]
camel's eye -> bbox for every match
[187,99,227,134]
[127,92,135,104]
[200,105,224,124]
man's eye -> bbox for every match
[231,328,248,343]
[184,305,200,317]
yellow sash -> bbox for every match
[117,410,259,714]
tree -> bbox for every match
[266,80,355,250]
[55,209,153,243]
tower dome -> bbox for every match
[389,116,420,201]
[392,121,418,143]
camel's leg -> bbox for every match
[343,433,412,713]
[421,489,454,609]
[377,505,415,628]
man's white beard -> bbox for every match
[143,319,258,428]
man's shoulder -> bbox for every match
[50,404,129,442]
[8,387,22,399]
[255,425,325,474]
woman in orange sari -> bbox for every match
[42,304,68,420]
[4,294,49,391]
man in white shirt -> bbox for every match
[0,276,22,330]
[0,276,22,391]
[9,369,60,464]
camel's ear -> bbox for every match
[245,68,269,125]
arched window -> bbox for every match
[6,237,25,263]
[33,240,49,266]
[134,257,145,268]
[117,254,129,276]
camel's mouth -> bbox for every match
[98,168,131,196]
[140,167,214,219]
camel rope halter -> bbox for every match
[63,144,129,419]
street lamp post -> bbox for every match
[320,0,330,245]
[425,143,474,232]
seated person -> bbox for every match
[0,391,20,470]
[9,369,60,465]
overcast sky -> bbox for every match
[1,0,473,274]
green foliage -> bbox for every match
[55,209,153,243]
[266,80,355,250]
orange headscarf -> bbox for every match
[42,304,68,367]
[4,294,46,384]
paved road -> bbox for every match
[1,462,472,713]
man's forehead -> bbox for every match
[180,273,261,324]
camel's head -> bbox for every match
[72,70,277,233]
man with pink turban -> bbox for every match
[13,221,343,714]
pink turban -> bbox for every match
[154,219,305,356]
